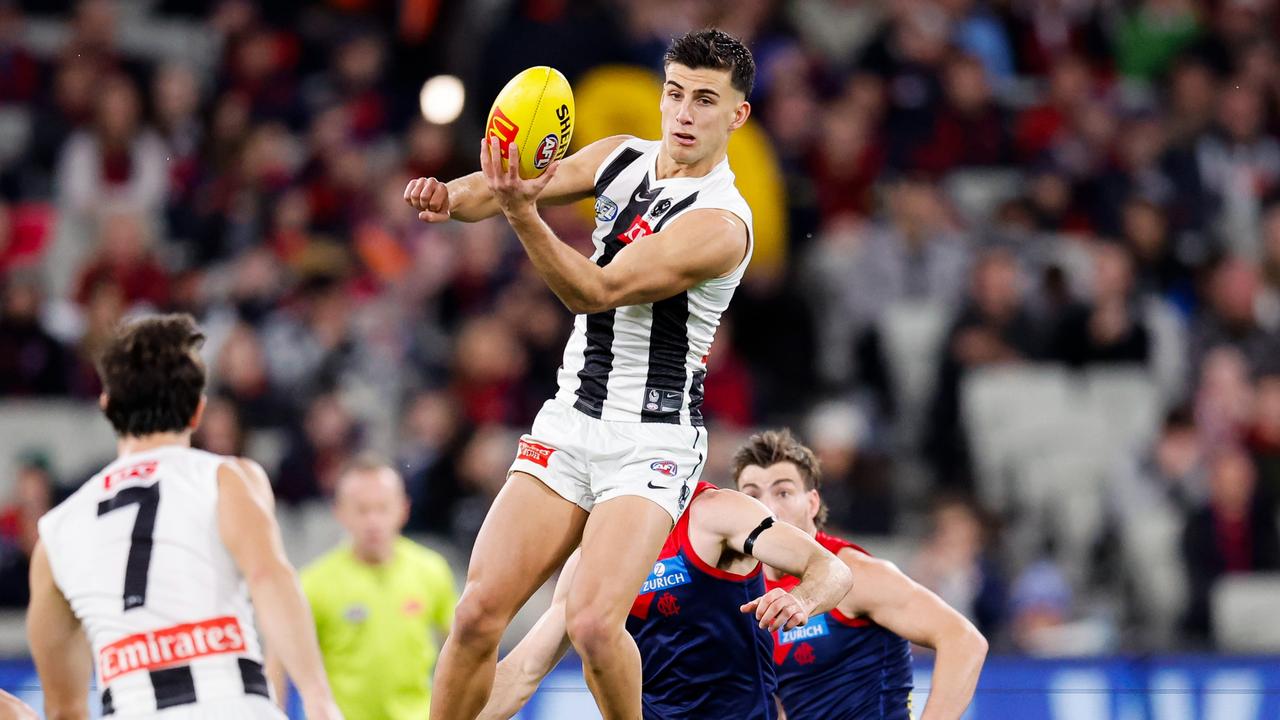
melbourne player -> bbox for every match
[405,29,757,719]
[735,430,988,720]
[478,481,852,719]
[27,315,341,720]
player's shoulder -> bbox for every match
[817,530,870,557]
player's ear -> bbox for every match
[730,100,750,131]
[99,392,109,413]
[189,394,207,431]
[807,489,821,522]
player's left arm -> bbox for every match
[693,491,853,632]
[481,139,748,314]
[26,541,91,720]
[0,689,38,720]
[839,550,987,720]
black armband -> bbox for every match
[742,516,776,557]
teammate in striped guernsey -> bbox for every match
[405,29,758,720]
[27,315,341,720]
[735,430,988,720]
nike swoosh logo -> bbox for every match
[647,480,669,490]
[634,187,660,204]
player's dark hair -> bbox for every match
[98,314,206,437]
[664,28,755,97]
[731,428,828,529]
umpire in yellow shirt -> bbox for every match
[283,457,457,719]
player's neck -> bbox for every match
[117,432,192,457]
[655,147,724,181]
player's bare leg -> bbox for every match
[565,496,673,720]
[430,472,588,720]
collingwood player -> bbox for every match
[28,315,341,720]
[405,29,759,719]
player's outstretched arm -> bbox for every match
[26,542,90,720]
[477,551,580,720]
[839,552,987,720]
[0,690,37,720]
[405,135,630,223]
[693,491,852,632]
[217,460,343,720]
[480,139,748,314]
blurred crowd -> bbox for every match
[4,0,1280,654]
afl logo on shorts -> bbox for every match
[534,133,559,170]
[650,460,678,477]
[595,196,618,222]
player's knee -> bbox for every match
[451,587,508,648]
[565,605,622,660]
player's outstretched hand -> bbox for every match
[479,138,558,215]
[404,176,451,222]
[741,587,811,632]
[0,689,37,720]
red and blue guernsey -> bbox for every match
[626,482,778,720]
[766,532,913,720]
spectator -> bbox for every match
[56,74,168,219]
[0,272,70,396]
[0,456,54,607]
[1196,83,1280,257]
[1106,405,1204,647]
[73,207,171,311]
[276,392,361,503]
[1188,258,1280,382]
[911,496,1007,638]
[913,53,1011,173]
[1182,447,1280,643]
[1246,373,1280,508]
[192,395,247,457]
[1049,242,1150,367]
[804,401,896,534]
[1115,0,1202,81]
[926,248,1042,488]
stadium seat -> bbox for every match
[0,401,115,495]
[878,299,949,446]
[1212,574,1280,651]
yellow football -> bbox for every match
[485,66,575,179]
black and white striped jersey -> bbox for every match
[554,138,753,426]
[37,446,273,717]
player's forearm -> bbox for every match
[918,625,987,720]
[477,657,541,720]
[789,552,854,617]
[447,173,503,222]
[245,566,333,703]
[505,205,609,313]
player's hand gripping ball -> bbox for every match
[485,66,575,179]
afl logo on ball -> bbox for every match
[650,460,678,477]
[534,133,559,169]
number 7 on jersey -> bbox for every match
[97,483,160,611]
